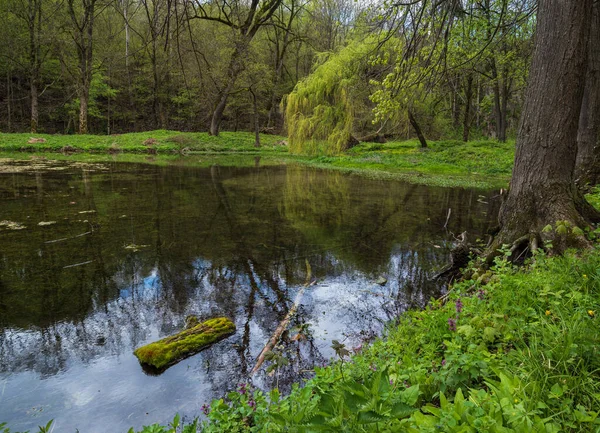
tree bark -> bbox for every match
[408,109,427,148]
[250,87,260,147]
[462,74,473,142]
[489,0,600,260]
[576,2,600,187]
[28,0,42,133]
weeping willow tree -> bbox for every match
[283,37,380,155]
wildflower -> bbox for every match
[248,399,256,410]
[455,299,463,314]
[514,398,519,403]
[201,404,210,416]
[588,310,595,317]
[448,317,457,331]
[545,310,551,316]
[369,364,377,371]
[441,359,446,366]
[237,383,247,395]
[583,274,588,279]
[477,289,485,300]
[352,344,363,354]
[389,379,394,385]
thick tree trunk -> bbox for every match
[576,3,600,187]
[489,0,600,260]
[408,109,427,148]
[462,74,473,142]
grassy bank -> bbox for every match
[0,132,514,188]
[0,130,288,154]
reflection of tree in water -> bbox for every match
[0,162,499,398]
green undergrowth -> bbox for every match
[134,317,236,371]
[0,131,288,154]
[309,139,514,188]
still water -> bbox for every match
[0,158,498,432]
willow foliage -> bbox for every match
[283,38,378,156]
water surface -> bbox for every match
[0,158,499,432]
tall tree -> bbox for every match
[186,0,284,136]
[488,0,600,258]
[576,2,600,187]
[67,0,97,134]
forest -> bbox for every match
[1,0,600,432]
[0,0,534,142]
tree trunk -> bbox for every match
[576,3,600,187]
[408,109,427,148]
[489,0,600,260]
[462,74,473,142]
[210,80,236,136]
[251,88,260,147]
[31,81,39,133]
[79,86,89,134]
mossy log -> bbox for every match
[134,317,235,374]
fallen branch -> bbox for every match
[45,231,92,244]
[63,260,93,269]
[250,260,313,376]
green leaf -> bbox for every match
[542,224,553,233]
[357,410,387,424]
[401,385,420,406]
[390,402,416,419]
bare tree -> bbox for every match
[185,0,284,136]
[67,0,98,134]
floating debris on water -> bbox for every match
[124,244,149,252]
[375,276,388,286]
[38,221,57,226]
[0,221,26,230]
[134,317,236,374]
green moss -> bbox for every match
[133,317,235,372]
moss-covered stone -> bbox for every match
[134,317,235,373]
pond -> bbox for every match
[0,158,499,432]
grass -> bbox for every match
[0,130,288,154]
[0,132,515,188]
[133,317,236,372]
[303,139,514,188]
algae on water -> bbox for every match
[133,317,236,373]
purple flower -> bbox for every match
[237,383,247,395]
[441,359,446,366]
[353,344,363,354]
[455,299,463,314]
[389,379,394,385]
[477,290,486,300]
[201,404,210,416]
[248,399,256,410]
[370,364,377,371]
[448,318,457,331]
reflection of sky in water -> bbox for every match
[1,257,411,432]
[0,161,498,432]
